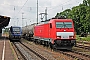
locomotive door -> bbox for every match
[49,23,52,39]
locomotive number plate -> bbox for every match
[62,36,68,39]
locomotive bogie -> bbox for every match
[9,35,21,40]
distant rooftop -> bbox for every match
[0,15,10,29]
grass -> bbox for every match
[76,35,90,41]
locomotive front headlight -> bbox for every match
[69,36,74,38]
[57,36,61,38]
[57,37,59,38]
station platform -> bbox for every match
[0,39,17,60]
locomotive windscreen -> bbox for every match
[10,27,21,34]
[13,28,20,32]
[56,22,72,28]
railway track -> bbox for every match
[13,42,47,60]
[57,42,90,60]
[77,41,90,45]
[75,41,90,52]
[58,50,90,60]
[21,39,90,60]
[21,40,72,60]
[75,44,90,50]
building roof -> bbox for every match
[0,15,10,28]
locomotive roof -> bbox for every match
[38,18,73,25]
[10,26,21,28]
[41,17,72,22]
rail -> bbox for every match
[13,42,47,60]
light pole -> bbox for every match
[45,7,47,20]
[22,13,24,27]
[14,6,16,26]
[37,0,38,24]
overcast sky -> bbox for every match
[0,0,83,27]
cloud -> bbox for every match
[0,0,83,27]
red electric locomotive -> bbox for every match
[34,18,76,50]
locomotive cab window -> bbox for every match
[56,22,72,28]
[13,28,20,32]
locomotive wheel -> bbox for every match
[40,41,43,45]
[46,42,49,47]
[49,43,53,50]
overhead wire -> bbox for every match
[14,0,29,18]
[48,0,74,11]
[9,0,82,19]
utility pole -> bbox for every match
[17,18,18,26]
[14,6,16,26]
[62,6,63,10]
[26,21,27,26]
[37,0,38,24]
[45,7,47,20]
[22,13,24,27]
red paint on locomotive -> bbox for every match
[34,19,76,49]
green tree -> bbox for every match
[55,9,71,18]
[83,0,90,6]
[55,1,90,35]
[4,28,9,32]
